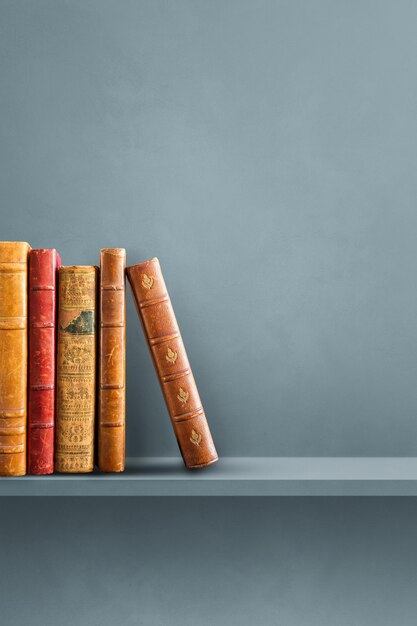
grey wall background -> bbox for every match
[1,0,417,457]
[1,2,417,625]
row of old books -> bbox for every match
[0,242,218,477]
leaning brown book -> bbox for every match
[0,242,30,476]
[98,248,126,472]
[55,266,98,473]
[126,257,218,469]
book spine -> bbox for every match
[126,258,218,469]
[0,242,30,476]
[55,266,98,473]
[28,249,61,474]
[98,248,126,472]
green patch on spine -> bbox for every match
[61,310,95,334]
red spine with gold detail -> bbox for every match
[126,257,218,469]
[28,248,61,475]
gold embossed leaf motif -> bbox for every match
[190,429,202,446]
[177,387,189,404]
[166,347,178,364]
[142,274,154,290]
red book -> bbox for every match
[28,249,61,474]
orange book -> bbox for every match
[98,248,126,472]
[0,242,31,476]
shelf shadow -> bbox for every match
[124,459,187,476]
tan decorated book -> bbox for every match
[55,266,98,473]
[0,242,31,476]
[98,248,126,472]
[126,257,218,469]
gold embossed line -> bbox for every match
[0,323,27,330]
[100,322,125,328]
[57,372,95,377]
[101,285,125,290]
[172,408,204,423]
[0,266,26,273]
[0,316,27,330]
[161,368,191,383]
[60,267,96,273]
[0,444,25,454]
[100,421,125,428]
[30,285,55,291]
[139,295,169,309]
[31,384,55,391]
[100,384,124,390]
[59,306,95,312]
[0,425,25,435]
[150,333,179,346]
[0,409,25,418]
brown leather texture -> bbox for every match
[98,248,126,472]
[0,242,30,476]
[28,248,61,475]
[126,257,218,469]
[55,266,98,473]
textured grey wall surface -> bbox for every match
[0,498,416,626]
[1,0,417,457]
[1,4,416,625]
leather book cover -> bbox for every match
[126,257,218,469]
[98,248,126,472]
[28,248,61,475]
[55,266,98,473]
[0,241,31,476]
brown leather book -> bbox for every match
[98,248,126,472]
[0,242,31,476]
[55,266,98,473]
[126,258,218,469]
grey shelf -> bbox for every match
[2,457,417,496]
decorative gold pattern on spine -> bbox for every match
[141,274,154,290]
[177,387,190,404]
[166,347,178,364]
[190,430,202,446]
[55,267,97,473]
